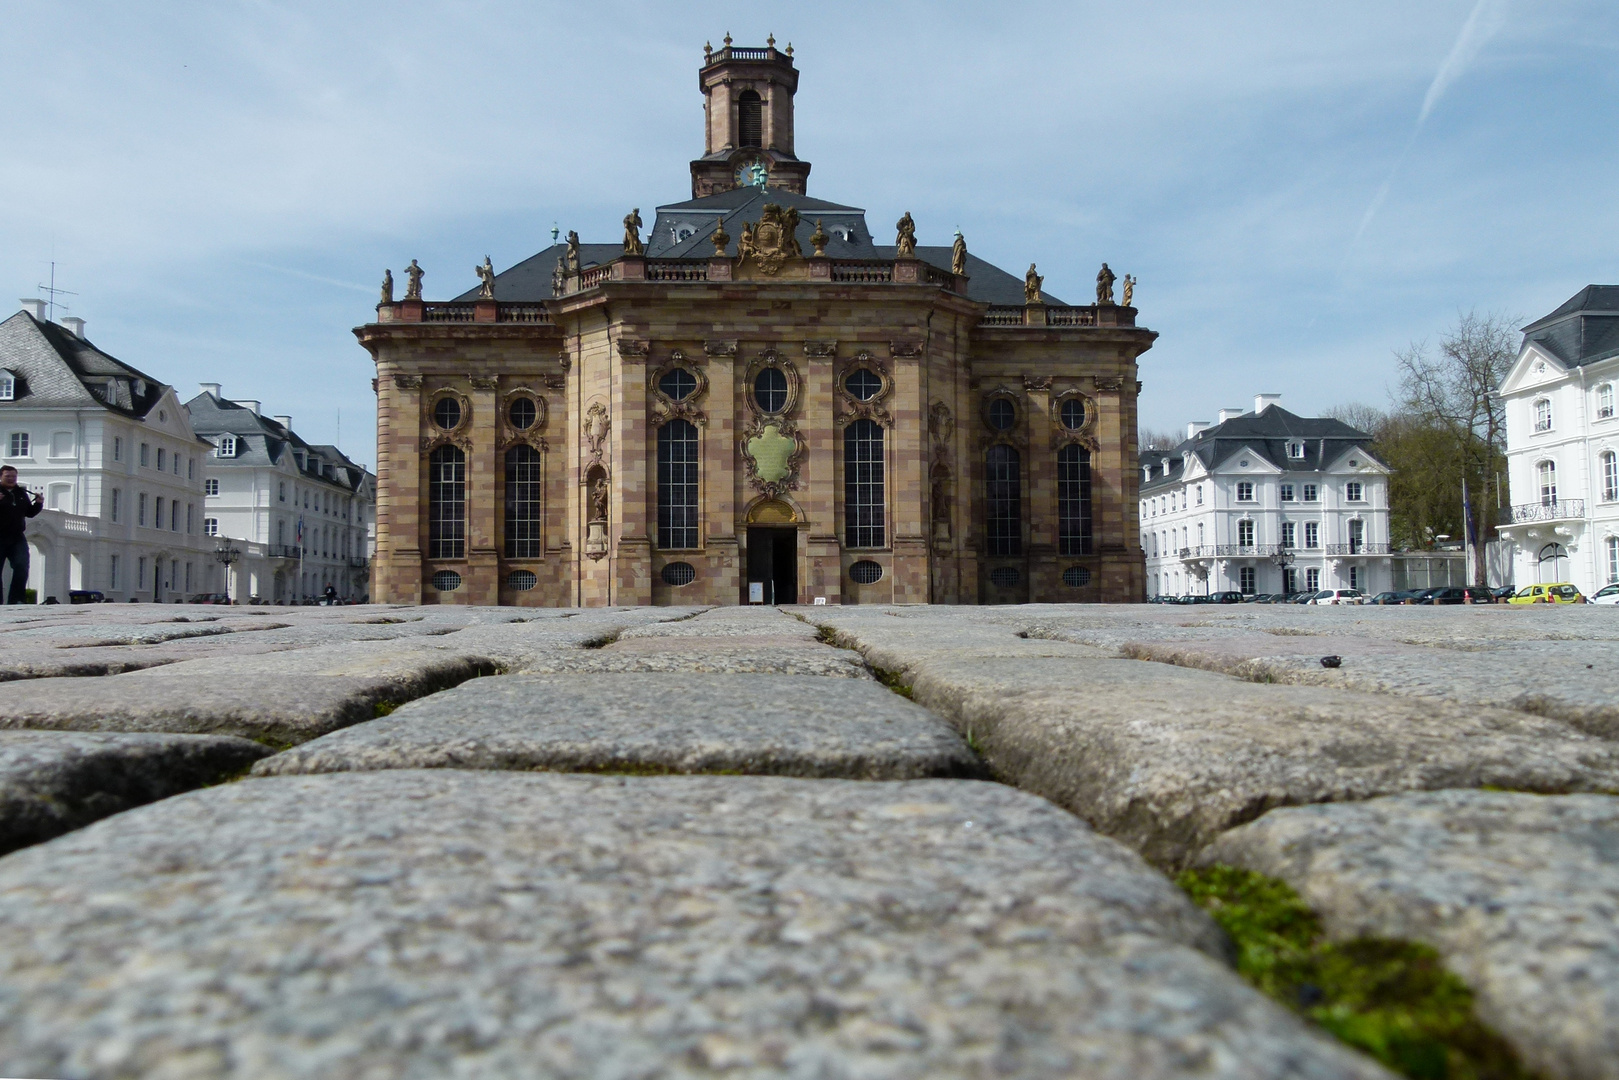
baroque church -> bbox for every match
[356,40,1155,606]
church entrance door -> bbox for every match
[746,526,797,604]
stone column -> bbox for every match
[890,343,928,603]
[704,341,739,605]
[611,338,651,605]
[1024,377,1055,599]
[384,371,423,604]
[466,376,501,605]
[803,342,839,605]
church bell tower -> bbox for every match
[690,35,811,199]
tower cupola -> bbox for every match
[690,35,811,198]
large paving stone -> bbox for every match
[0,730,270,854]
[1202,790,1619,1080]
[0,771,1391,1079]
[254,673,978,779]
[806,608,1619,868]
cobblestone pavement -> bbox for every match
[0,600,1613,1078]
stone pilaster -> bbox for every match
[466,376,501,605]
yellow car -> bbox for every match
[1507,583,1586,604]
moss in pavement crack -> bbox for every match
[1178,865,1538,1080]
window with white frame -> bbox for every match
[1609,536,1619,583]
[1306,567,1320,591]
[7,433,27,458]
[109,553,119,590]
[186,504,193,533]
[1534,398,1553,432]
[0,370,13,401]
[205,478,220,496]
[1281,521,1296,548]
[109,489,120,523]
[138,492,147,526]
[1237,519,1255,546]
[139,442,149,466]
[1239,566,1256,594]
[156,448,165,472]
[187,457,194,480]
[1195,484,1204,505]
[1303,484,1319,502]
[204,517,219,537]
[1304,521,1320,548]
[279,482,286,502]
[1236,481,1254,501]
[1603,451,1618,503]
[1280,483,1294,501]
[1349,566,1360,590]
[1345,481,1364,501]
[1538,460,1558,505]
[1600,384,1615,420]
[216,436,236,458]
[1287,441,1305,459]
[113,436,122,462]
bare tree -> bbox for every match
[1138,427,1180,451]
[1395,310,1517,581]
[1323,402,1388,437]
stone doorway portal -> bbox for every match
[746,526,797,604]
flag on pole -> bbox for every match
[296,515,304,550]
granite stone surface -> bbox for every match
[0,730,271,854]
[253,672,978,779]
[1202,790,1619,1080]
[0,771,1392,1080]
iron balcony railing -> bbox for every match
[1500,499,1585,525]
[1324,542,1391,555]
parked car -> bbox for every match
[1255,593,1291,604]
[1507,583,1586,604]
[187,593,231,605]
[1591,583,1619,605]
[1364,590,1412,605]
[1490,585,1517,602]
[1208,591,1245,604]
[67,589,105,604]
[1308,589,1364,605]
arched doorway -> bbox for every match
[1538,543,1569,583]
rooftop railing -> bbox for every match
[1500,499,1585,525]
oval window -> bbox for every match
[661,561,696,586]
[989,566,1020,587]
[1059,399,1085,430]
[1062,566,1091,587]
[506,570,537,591]
[432,570,462,591]
[754,367,788,413]
[849,560,883,584]
[659,369,697,401]
[844,369,882,402]
[433,397,462,430]
[509,398,537,430]
[987,398,1015,432]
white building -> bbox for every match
[185,387,375,603]
[0,301,215,602]
[1497,285,1619,594]
[1140,395,1392,598]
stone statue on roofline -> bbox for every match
[623,208,644,255]
[1024,264,1043,305]
[895,212,917,258]
[475,256,497,300]
[566,231,581,274]
[379,269,393,305]
[711,218,730,256]
[1096,262,1116,305]
[809,220,829,257]
[1122,274,1135,307]
[404,259,424,300]
[552,257,566,298]
[951,231,967,276]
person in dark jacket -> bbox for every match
[0,466,44,604]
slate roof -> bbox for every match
[184,393,372,493]
[1140,405,1379,495]
[1522,285,1619,368]
[454,186,1063,306]
[0,310,171,418]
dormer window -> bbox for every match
[1534,398,1553,432]
[1286,441,1305,459]
[1599,384,1615,420]
[0,370,13,401]
[216,436,236,458]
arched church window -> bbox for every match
[509,398,537,430]
[987,398,1016,432]
[433,397,461,430]
[845,369,881,402]
[1060,398,1085,430]
[738,90,763,148]
[1057,444,1092,555]
[754,367,788,413]
[844,419,885,548]
[986,445,1021,556]
[658,419,700,549]
[428,446,465,559]
[503,445,543,558]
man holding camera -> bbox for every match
[0,466,44,604]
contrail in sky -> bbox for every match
[241,260,375,295]
[1347,0,1510,249]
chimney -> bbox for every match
[1254,393,1282,414]
[19,299,46,320]
[199,383,222,398]
[1185,420,1212,440]
[231,399,261,416]
[1216,407,1246,424]
[60,317,85,338]
[273,415,292,432]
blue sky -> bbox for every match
[2,1,1615,463]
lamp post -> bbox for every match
[1270,545,1295,596]
[214,540,242,604]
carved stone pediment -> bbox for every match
[836,353,893,428]
[704,339,737,358]
[1051,388,1099,451]
[736,203,802,276]
[803,341,837,358]
[469,376,500,391]
[393,374,423,390]
[420,433,473,455]
[616,339,650,359]
[648,356,709,429]
[889,341,924,359]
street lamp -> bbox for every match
[214,540,242,604]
